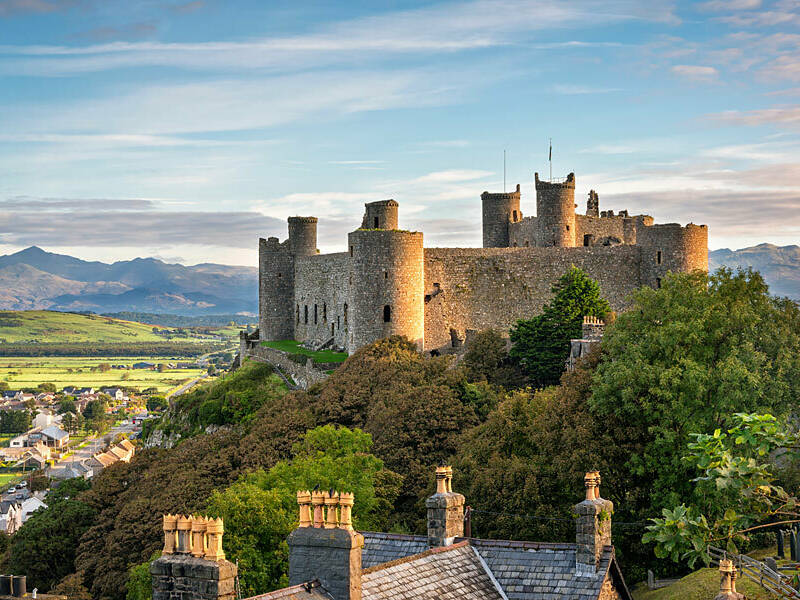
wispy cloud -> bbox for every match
[550,84,623,94]
[671,64,718,81]
[697,0,762,11]
[72,21,158,43]
[0,0,75,17]
[0,0,676,75]
[711,106,800,127]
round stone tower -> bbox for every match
[346,229,424,353]
[481,184,521,248]
[258,237,295,341]
[361,200,399,230]
[288,216,318,256]
[535,172,576,247]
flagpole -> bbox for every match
[549,138,552,182]
[503,149,506,193]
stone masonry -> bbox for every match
[256,170,708,355]
[151,555,237,600]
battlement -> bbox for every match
[362,199,399,230]
[288,216,318,224]
[480,184,522,201]
[534,172,576,189]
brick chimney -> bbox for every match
[574,471,614,575]
[288,490,363,600]
[714,559,744,600]
[151,514,237,600]
[426,465,465,547]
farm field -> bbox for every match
[0,310,242,344]
[0,356,206,393]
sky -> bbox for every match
[0,0,798,266]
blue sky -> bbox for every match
[0,0,798,266]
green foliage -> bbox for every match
[37,382,56,393]
[207,426,401,596]
[146,395,168,412]
[126,552,159,600]
[261,340,348,364]
[0,342,211,357]
[0,409,31,433]
[590,268,800,517]
[57,398,77,414]
[510,266,609,386]
[643,413,800,567]
[463,329,527,390]
[5,479,96,591]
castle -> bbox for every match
[258,171,708,355]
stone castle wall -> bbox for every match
[423,246,643,354]
[294,252,352,349]
[259,237,295,341]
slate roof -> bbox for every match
[41,425,68,440]
[361,532,428,568]
[361,541,504,600]
[244,581,332,600]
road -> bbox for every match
[45,420,138,478]
[166,373,208,400]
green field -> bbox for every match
[0,310,243,344]
[261,340,348,363]
[0,356,206,393]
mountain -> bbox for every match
[709,243,800,300]
[0,246,257,315]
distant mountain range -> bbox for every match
[0,246,257,315]
[709,243,800,300]
[0,244,795,316]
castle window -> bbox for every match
[296,305,300,324]
[304,305,308,324]
[344,303,348,325]
[331,323,334,336]
[383,305,391,322]
[374,217,379,228]
[277,272,282,278]
[512,210,518,222]
[314,304,318,324]
[657,250,662,265]
[584,234,592,247]
[349,246,354,257]
[337,316,340,329]
[512,242,517,247]
[524,240,530,247]
[566,225,570,231]
[323,303,327,322]
[384,271,388,279]
[656,278,662,289]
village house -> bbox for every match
[88,438,135,474]
[29,425,69,449]
[20,496,46,523]
[0,501,22,534]
[151,468,631,600]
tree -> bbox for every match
[643,413,800,567]
[146,396,168,412]
[5,478,95,591]
[157,364,166,373]
[126,552,159,600]
[590,268,800,519]
[207,425,402,596]
[510,266,610,386]
[0,381,7,391]
[99,363,111,372]
[51,572,93,600]
[463,329,527,389]
[57,398,77,415]
[37,382,56,393]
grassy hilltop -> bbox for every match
[0,310,183,344]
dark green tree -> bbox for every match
[510,266,609,386]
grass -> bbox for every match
[0,434,15,448]
[0,356,206,393]
[261,340,348,363]
[0,310,244,344]
[633,547,783,600]
[0,472,26,489]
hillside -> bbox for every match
[0,310,182,343]
[0,246,257,315]
[710,243,800,300]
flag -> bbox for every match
[548,142,552,161]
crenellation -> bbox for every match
[256,168,708,356]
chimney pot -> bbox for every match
[426,465,465,547]
[574,472,613,574]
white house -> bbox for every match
[33,410,55,430]
[20,497,47,523]
[0,501,22,534]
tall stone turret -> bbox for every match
[288,216,318,256]
[535,172,576,247]
[361,200,399,230]
[481,185,521,248]
[636,222,709,288]
[347,227,424,353]
[259,237,295,341]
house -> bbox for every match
[151,468,632,600]
[0,390,20,400]
[102,388,125,401]
[20,496,46,523]
[62,386,78,395]
[88,440,135,473]
[52,460,93,481]
[8,432,30,448]
[76,387,95,396]
[0,501,22,534]
[88,451,117,472]
[19,392,34,403]
[15,450,47,471]
[33,410,55,430]
[38,425,69,448]
[133,362,155,370]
